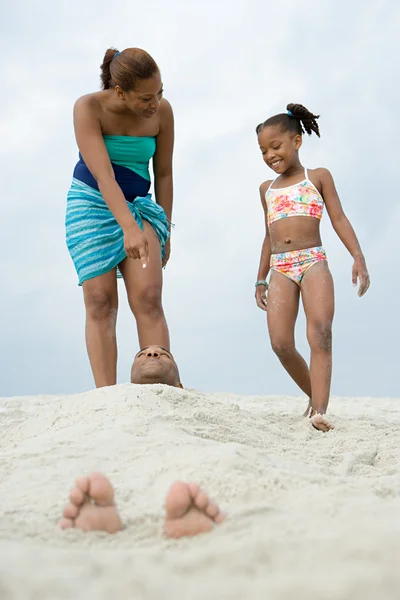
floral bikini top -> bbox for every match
[265,168,324,227]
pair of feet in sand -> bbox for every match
[59,404,332,537]
[60,473,225,538]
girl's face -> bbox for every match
[115,72,163,119]
[258,125,302,174]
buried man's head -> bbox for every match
[131,346,182,387]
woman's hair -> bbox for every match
[256,103,320,137]
[100,47,160,91]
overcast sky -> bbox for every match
[1,0,399,399]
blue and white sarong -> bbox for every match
[66,178,169,286]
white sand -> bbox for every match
[0,385,399,600]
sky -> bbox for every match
[1,0,399,399]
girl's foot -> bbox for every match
[310,412,334,432]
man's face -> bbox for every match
[131,346,182,387]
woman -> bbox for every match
[66,47,174,387]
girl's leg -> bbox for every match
[301,261,335,431]
[267,270,312,399]
[82,269,119,388]
[119,221,170,350]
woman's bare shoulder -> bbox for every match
[74,91,105,114]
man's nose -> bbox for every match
[146,350,159,357]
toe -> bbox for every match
[75,476,90,495]
[60,517,74,529]
[69,487,85,506]
[193,490,209,511]
[214,510,226,524]
[165,481,191,519]
[204,499,226,524]
[205,500,220,519]
[63,502,79,519]
[187,482,200,498]
[87,473,115,507]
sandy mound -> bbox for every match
[0,385,399,599]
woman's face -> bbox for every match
[116,72,163,118]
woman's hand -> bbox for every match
[123,225,149,268]
[352,256,370,297]
[255,284,268,311]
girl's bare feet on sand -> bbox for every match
[304,400,334,432]
[60,473,123,533]
[164,481,226,538]
[310,412,334,432]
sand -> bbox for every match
[0,384,399,600]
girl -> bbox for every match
[254,103,370,431]
[66,48,174,388]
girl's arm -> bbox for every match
[255,181,272,311]
[319,168,370,297]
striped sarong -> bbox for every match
[66,178,169,285]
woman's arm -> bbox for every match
[74,96,138,230]
[319,168,370,296]
[73,96,148,262]
[153,99,174,226]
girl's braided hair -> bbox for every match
[256,103,320,137]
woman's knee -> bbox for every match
[131,284,163,317]
[85,289,118,322]
[307,322,332,352]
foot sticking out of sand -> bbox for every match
[164,481,225,538]
[60,474,225,538]
[60,473,123,533]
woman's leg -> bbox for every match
[82,269,119,388]
[119,221,170,350]
[301,261,335,430]
[267,270,312,398]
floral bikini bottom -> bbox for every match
[270,246,327,287]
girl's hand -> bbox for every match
[352,256,370,297]
[255,285,268,311]
[162,238,171,268]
